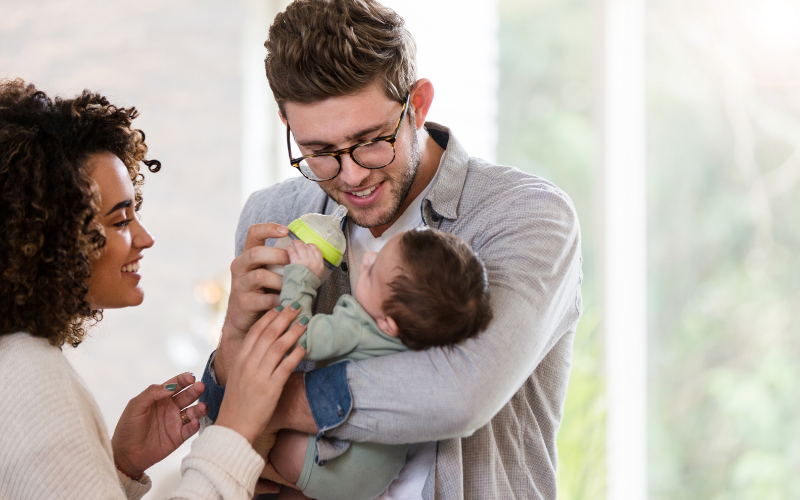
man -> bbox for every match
[200,0,582,498]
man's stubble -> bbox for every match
[324,113,422,229]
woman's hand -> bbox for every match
[215,304,307,443]
[111,372,208,479]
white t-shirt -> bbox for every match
[346,172,439,499]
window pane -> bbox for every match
[648,0,800,497]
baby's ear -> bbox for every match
[378,316,399,338]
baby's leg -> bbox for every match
[270,429,312,498]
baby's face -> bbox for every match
[354,233,404,321]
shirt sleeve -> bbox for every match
[311,186,583,446]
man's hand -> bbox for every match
[216,223,290,387]
[286,240,325,280]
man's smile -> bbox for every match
[341,181,385,207]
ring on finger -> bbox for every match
[180,410,190,425]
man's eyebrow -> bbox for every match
[296,122,390,148]
[105,199,132,216]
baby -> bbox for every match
[268,227,493,500]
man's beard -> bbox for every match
[324,121,422,229]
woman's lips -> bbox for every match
[122,259,141,274]
[343,182,383,207]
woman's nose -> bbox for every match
[132,219,155,250]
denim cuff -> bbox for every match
[304,361,352,436]
[199,351,225,422]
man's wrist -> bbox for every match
[214,321,241,387]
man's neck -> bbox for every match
[369,127,445,237]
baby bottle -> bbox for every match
[267,204,348,283]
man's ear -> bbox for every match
[278,109,287,126]
[409,78,434,131]
[377,315,399,338]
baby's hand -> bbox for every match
[286,240,325,280]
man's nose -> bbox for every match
[337,153,372,187]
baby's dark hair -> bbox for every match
[383,228,493,350]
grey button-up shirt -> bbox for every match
[227,123,582,499]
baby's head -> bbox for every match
[354,228,493,350]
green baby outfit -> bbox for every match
[280,264,409,500]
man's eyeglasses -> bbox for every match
[286,94,410,182]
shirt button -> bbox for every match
[318,460,327,466]
[341,262,348,272]
[338,408,345,417]
[431,213,441,222]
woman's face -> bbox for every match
[84,152,154,309]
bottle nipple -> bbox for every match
[331,204,348,223]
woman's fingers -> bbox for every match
[182,402,208,423]
[246,305,302,364]
[172,381,205,409]
[179,416,201,442]
[274,341,307,386]
[258,320,308,376]
[239,306,283,356]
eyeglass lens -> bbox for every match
[290,137,396,181]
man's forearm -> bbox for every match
[267,372,318,434]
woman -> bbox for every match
[0,79,306,499]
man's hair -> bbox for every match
[265,0,417,114]
[383,229,493,350]
[0,79,160,347]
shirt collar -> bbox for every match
[423,122,470,222]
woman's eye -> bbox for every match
[114,219,133,228]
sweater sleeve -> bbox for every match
[0,334,151,500]
[166,426,265,500]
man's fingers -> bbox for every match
[243,223,289,252]
[239,266,284,293]
[238,247,290,275]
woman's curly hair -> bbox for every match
[0,79,160,347]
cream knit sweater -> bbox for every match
[0,332,265,500]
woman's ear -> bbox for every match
[377,316,399,338]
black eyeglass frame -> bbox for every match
[286,93,411,182]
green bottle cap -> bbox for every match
[287,218,344,267]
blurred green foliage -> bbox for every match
[497,0,606,498]
[648,0,800,498]
[500,0,800,498]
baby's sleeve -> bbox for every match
[301,296,365,361]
